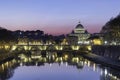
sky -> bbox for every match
[0,0,120,35]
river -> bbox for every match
[0,51,119,80]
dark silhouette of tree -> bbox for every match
[54,34,65,44]
[101,14,120,42]
[0,27,17,44]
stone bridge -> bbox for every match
[11,44,91,51]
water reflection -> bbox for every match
[0,59,18,80]
[0,51,120,80]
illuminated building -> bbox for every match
[93,39,102,45]
[68,22,90,44]
[67,36,78,45]
[88,36,103,45]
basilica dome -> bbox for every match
[75,23,84,29]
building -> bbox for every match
[68,22,90,45]
[67,36,78,45]
[88,36,103,45]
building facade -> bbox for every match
[68,22,90,45]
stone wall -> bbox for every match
[92,45,120,61]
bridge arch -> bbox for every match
[63,46,72,50]
[15,46,25,51]
[55,45,63,50]
[38,46,47,50]
[71,45,80,50]
[79,46,91,51]
[30,46,40,51]
[46,45,56,50]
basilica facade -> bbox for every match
[68,22,90,45]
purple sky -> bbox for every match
[0,0,120,35]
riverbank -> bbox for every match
[0,51,20,64]
[92,45,120,60]
[81,52,120,70]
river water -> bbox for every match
[0,51,119,80]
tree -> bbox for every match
[0,27,17,44]
[101,14,120,43]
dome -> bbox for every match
[75,23,84,29]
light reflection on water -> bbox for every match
[0,51,120,80]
